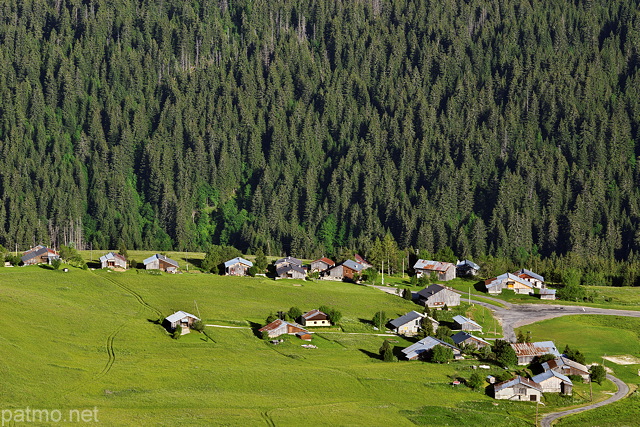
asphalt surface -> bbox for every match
[540,374,629,427]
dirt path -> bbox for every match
[540,374,629,427]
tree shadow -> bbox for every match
[86,261,101,269]
[392,345,406,360]
[359,349,382,360]
[247,321,264,338]
[38,264,54,270]
[358,318,374,326]
[473,281,486,292]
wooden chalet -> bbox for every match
[100,252,127,269]
[310,257,335,273]
[456,259,480,276]
[224,257,253,276]
[493,376,542,402]
[453,315,482,332]
[259,319,310,339]
[401,336,462,360]
[511,341,560,365]
[21,245,60,266]
[451,331,490,349]
[323,259,363,281]
[541,357,590,383]
[531,370,573,395]
[485,273,534,295]
[417,284,460,308]
[514,269,545,288]
[143,254,179,273]
[300,309,331,327]
[413,259,456,281]
[389,311,438,336]
[163,311,200,334]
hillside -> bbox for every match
[0,0,639,264]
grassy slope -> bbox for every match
[1,265,636,425]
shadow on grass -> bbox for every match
[359,349,382,360]
[38,264,55,270]
[358,318,374,326]
[247,320,264,338]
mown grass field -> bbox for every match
[0,264,637,426]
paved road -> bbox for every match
[540,374,629,427]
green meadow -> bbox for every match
[0,264,635,425]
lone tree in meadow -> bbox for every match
[379,339,396,362]
[468,372,485,391]
[372,311,387,329]
[254,249,268,272]
[590,364,606,385]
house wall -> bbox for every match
[146,259,160,270]
[438,266,456,281]
[465,338,490,349]
[311,261,330,272]
[540,294,556,300]
[425,290,460,307]
[325,265,344,280]
[396,319,422,336]
[343,266,357,280]
[227,263,249,276]
[495,386,541,401]
[553,367,589,383]
[460,322,482,332]
[304,319,330,327]
[285,269,306,279]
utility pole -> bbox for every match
[381,260,384,286]
[468,287,471,305]
[535,400,539,426]
[194,300,201,318]
[402,257,405,279]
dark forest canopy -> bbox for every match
[0,0,639,266]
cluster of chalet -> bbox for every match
[259,309,332,341]
[485,269,555,299]
[275,256,307,279]
[163,311,200,335]
[412,259,480,281]
[494,341,590,401]
[318,254,372,281]
[389,309,489,361]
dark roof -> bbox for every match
[143,254,179,267]
[21,246,58,262]
[389,311,424,328]
[277,263,306,277]
[342,259,364,272]
[457,260,480,270]
[302,309,328,321]
[451,331,489,346]
[275,256,302,266]
[417,284,448,299]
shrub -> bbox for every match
[429,345,453,363]
[568,374,584,383]
[383,347,397,362]
[254,249,268,272]
[435,326,452,341]
[129,259,137,269]
[261,330,270,341]
[247,266,258,277]
[191,320,205,332]
[492,340,517,367]
[410,275,418,286]
[172,326,182,339]
[403,288,412,300]
[288,307,302,321]
[51,258,62,270]
[372,311,387,329]
[468,372,485,390]
[362,267,378,284]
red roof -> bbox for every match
[313,257,335,267]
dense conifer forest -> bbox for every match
[1,0,639,281]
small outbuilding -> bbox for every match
[163,311,200,334]
[100,252,127,269]
[456,260,480,276]
[539,288,556,300]
[401,336,462,360]
[453,315,482,332]
[531,370,573,395]
[259,319,310,339]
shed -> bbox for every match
[100,252,127,269]
[453,315,482,332]
[531,370,573,395]
[163,311,200,333]
[143,254,179,273]
[539,288,556,300]
[451,331,490,349]
[401,336,462,360]
[301,310,331,327]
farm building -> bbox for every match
[485,273,535,295]
[224,257,253,276]
[310,257,335,273]
[274,256,303,269]
[452,315,482,332]
[456,260,480,276]
[389,311,438,336]
[100,252,127,269]
[514,269,545,288]
[539,288,556,300]
[143,254,179,273]
[259,319,310,339]
[451,332,490,349]
[301,310,331,327]
[276,263,306,279]
[21,245,60,265]
[541,357,590,383]
[354,254,373,269]
[531,370,573,395]
[323,259,364,281]
[493,376,543,402]
[163,311,200,334]
[413,259,456,281]
[511,341,561,365]
[417,284,460,308]
[401,336,462,360]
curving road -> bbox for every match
[540,374,629,427]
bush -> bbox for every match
[410,275,418,286]
[172,326,182,339]
[568,374,584,383]
[492,340,518,367]
[261,330,270,341]
[429,345,453,363]
[435,326,452,341]
[403,288,412,300]
[129,259,137,269]
[51,258,61,270]
[191,320,205,332]
[288,306,302,321]
[247,266,258,277]
[468,372,485,390]
[362,267,378,284]
[372,311,387,329]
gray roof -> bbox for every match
[224,257,253,268]
[457,260,480,270]
[275,256,302,266]
[413,259,454,271]
[342,259,364,272]
[277,263,306,277]
[541,356,589,374]
[417,284,448,299]
[389,311,424,328]
[21,246,58,262]
[451,331,489,346]
[143,253,179,267]
[99,252,126,262]
[165,311,199,323]
[516,268,544,282]
[540,288,556,295]
[485,273,534,290]
[531,370,572,385]
[452,315,482,329]
[402,336,459,359]
[494,376,542,392]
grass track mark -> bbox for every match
[95,272,163,317]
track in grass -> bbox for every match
[95,272,163,317]
[260,411,276,427]
[97,323,125,378]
